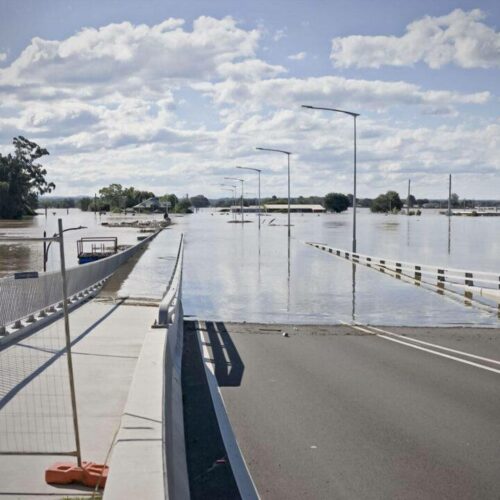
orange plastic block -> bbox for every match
[45,461,108,488]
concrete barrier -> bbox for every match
[104,234,188,500]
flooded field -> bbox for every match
[1,208,499,326]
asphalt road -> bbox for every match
[197,322,500,500]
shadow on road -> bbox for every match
[206,321,244,387]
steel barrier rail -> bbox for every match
[306,242,500,290]
[306,242,500,310]
[0,231,160,331]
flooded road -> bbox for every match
[1,208,499,326]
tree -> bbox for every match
[371,191,403,213]
[0,136,55,219]
[174,198,193,214]
[408,194,416,208]
[78,197,92,211]
[190,194,210,208]
[450,193,460,208]
[324,193,349,213]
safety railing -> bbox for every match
[306,242,500,309]
[0,231,160,332]
[157,233,184,327]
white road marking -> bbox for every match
[376,334,500,375]
[367,325,500,366]
[340,320,500,375]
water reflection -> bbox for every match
[448,217,452,255]
[351,263,357,322]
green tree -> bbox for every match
[450,193,460,208]
[174,198,193,214]
[190,194,210,208]
[371,191,403,213]
[324,193,349,213]
[78,197,92,211]
[0,137,55,219]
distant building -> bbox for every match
[133,197,170,212]
[220,204,326,213]
[264,204,326,213]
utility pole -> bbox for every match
[94,194,97,214]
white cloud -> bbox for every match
[331,9,500,69]
[0,15,497,198]
[0,16,262,93]
[288,51,307,61]
[200,76,489,117]
[0,52,6,62]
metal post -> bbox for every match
[407,179,411,215]
[448,174,452,217]
[94,194,97,215]
[43,231,47,273]
[57,219,82,467]
[241,180,244,224]
[353,115,357,253]
[287,153,291,238]
[258,170,261,230]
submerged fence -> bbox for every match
[0,231,159,333]
[307,242,500,312]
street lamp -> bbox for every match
[236,166,262,229]
[302,105,360,253]
[220,184,237,221]
[256,147,292,237]
[224,177,245,223]
[43,225,87,272]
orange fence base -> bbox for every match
[45,461,108,488]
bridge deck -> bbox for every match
[195,321,500,499]
[0,298,156,498]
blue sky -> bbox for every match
[0,0,498,199]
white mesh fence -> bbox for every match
[0,232,158,329]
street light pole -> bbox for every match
[237,166,262,229]
[225,177,245,223]
[256,147,292,238]
[220,184,237,221]
[302,105,360,253]
[43,225,87,272]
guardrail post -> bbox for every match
[395,262,402,279]
[465,272,474,286]
[414,265,421,281]
[437,269,445,289]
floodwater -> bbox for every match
[1,208,499,326]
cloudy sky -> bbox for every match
[0,0,499,199]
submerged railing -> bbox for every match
[307,242,500,312]
[0,231,159,333]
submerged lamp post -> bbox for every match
[236,166,262,229]
[302,105,359,253]
[220,184,237,221]
[224,177,245,223]
[256,147,292,238]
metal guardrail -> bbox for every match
[306,242,500,308]
[157,234,184,327]
[0,231,160,331]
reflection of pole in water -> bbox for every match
[447,216,451,255]
[287,236,291,313]
[406,217,410,247]
[351,263,357,322]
